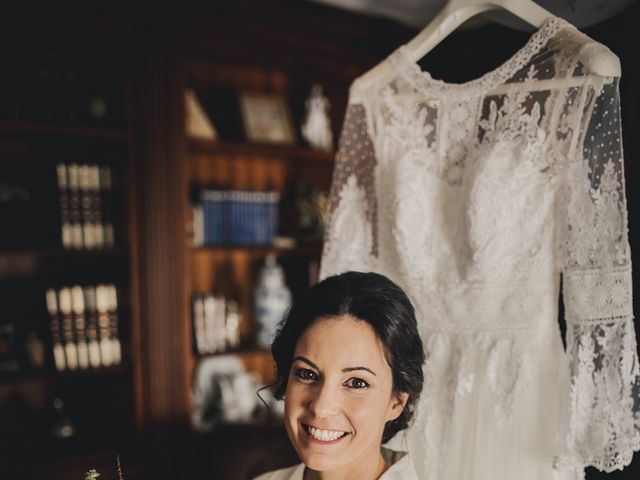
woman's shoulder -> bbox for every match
[252,463,305,480]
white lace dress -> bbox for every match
[319,15,640,480]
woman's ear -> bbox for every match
[386,392,409,422]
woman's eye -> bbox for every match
[294,368,317,382]
[344,377,369,389]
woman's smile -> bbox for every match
[301,422,351,444]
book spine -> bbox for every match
[66,164,84,249]
[56,163,72,249]
[203,294,216,353]
[89,165,104,249]
[222,190,230,244]
[100,166,115,248]
[107,284,122,365]
[259,192,269,245]
[83,285,102,368]
[192,294,206,354]
[58,287,78,370]
[46,288,66,371]
[191,204,204,247]
[71,285,90,369]
[213,191,224,245]
[78,164,95,250]
[250,193,259,245]
[270,191,280,244]
[229,191,237,245]
[96,284,113,366]
[214,294,226,352]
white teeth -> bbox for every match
[308,425,346,441]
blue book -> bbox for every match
[269,191,280,244]
[199,190,211,245]
[200,190,225,245]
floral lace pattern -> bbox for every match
[321,14,638,479]
[388,16,573,97]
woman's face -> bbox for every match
[284,315,408,474]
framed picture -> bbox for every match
[239,92,295,144]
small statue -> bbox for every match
[301,84,333,151]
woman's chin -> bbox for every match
[299,453,343,472]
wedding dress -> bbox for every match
[319,15,639,480]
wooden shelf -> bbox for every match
[0,248,125,257]
[188,138,335,163]
[191,244,322,256]
[0,119,127,140]
[0,364,130,385]
[194,347,271,360]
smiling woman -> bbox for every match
[254,271,426,480]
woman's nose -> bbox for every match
[307,381,340,418]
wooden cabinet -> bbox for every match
[183,59,335,385]
[0,6,143,477]
[125,8,408,478]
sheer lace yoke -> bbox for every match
[388,15,574,97]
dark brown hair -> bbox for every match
[268,271,425,443]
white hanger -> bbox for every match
[351,0,620,97]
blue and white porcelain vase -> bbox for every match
[253,254,292,349]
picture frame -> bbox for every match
[238,91,295,144]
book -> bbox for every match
[70,285,90,369]
[46,288,66,371]
[66,164,83,250]
[58,287,79,370]
[191,204,204,247]
[99,166,115,248]
[78,164,95,249]
[192,294,206,354]
[88,165,105,248]
[214,293,226,352]
[106,284,121,365]
[56,163,72,249]
[196,188,280,247]
[95,284,113,366]
[83,285,102,368]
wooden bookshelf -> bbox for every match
[0,120,127,140]
[0,6,143,478]
[188,138,335,163]
[191,244,322,256]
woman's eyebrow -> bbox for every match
[343,366,377,376]
[293,356,377,376]
[293,356,319,369]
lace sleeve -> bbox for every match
[319,101,378,279]
[562,75,640,471]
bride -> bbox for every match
[254,271,425,480]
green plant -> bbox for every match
[84,469,100,480]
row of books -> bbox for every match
[56,163,115,250]
[46,283,122,371]
[192,293,241,355]
[192,189,280,247]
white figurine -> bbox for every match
[301,83,333,151]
